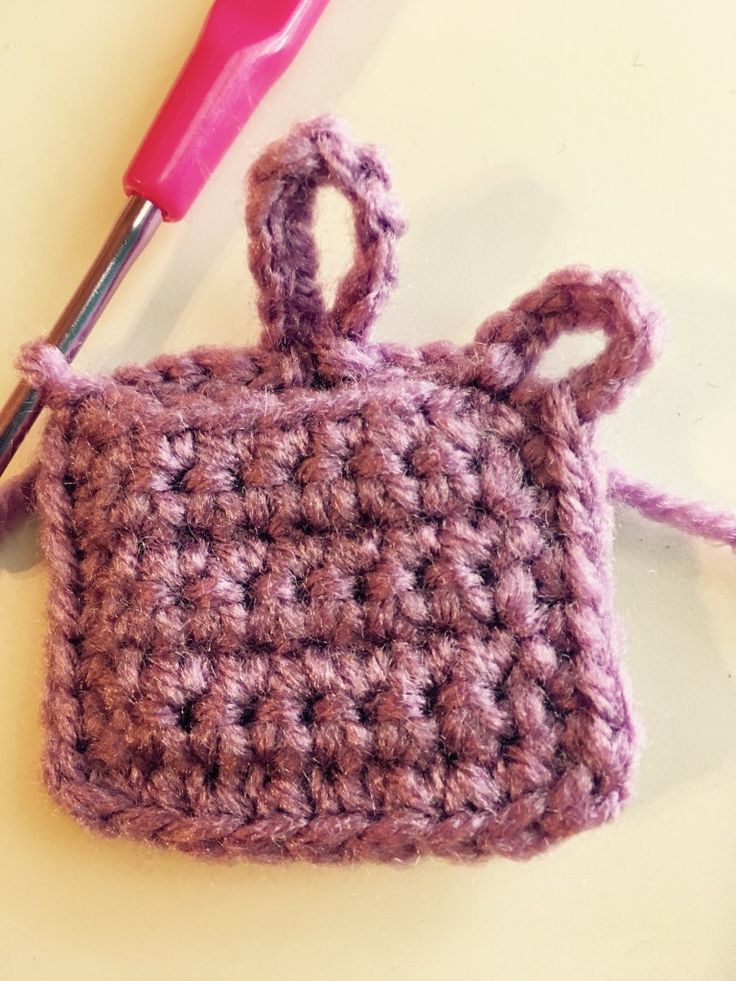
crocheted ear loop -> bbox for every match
[483,266,664,421]
[246,116,406,351]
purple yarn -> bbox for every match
[2,117,728,863]
[0,462,38,534]
[609,469,736,546]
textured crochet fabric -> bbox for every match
[15,117,667,863]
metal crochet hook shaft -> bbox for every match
[0,0,331,479]
[0,198,161,476]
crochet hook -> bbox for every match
[0,0,330,479]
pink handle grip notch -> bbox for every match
[124,0,331,221]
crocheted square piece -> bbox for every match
[20,118,661,862]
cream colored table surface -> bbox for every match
[2,2,736,978]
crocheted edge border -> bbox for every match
[34,388,640,862]
[20,265,663,431]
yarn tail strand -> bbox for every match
[0,463,38,537]
[608,467,736,548]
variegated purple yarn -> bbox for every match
[3,117,707,863]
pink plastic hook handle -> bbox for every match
[123,0,331,221]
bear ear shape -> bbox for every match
[473,266,665,421]
[246,116,406,353]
